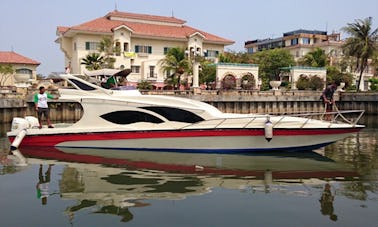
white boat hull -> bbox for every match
[9,127,361,153]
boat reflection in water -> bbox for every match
[19,147,357,223]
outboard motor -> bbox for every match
[10,116,39,150]
[10,117,29,131]
[264,116,273,142]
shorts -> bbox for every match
[325,103,333,112]
[37,108,50,119]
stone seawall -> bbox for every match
[0,91,377,123]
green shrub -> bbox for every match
[137,80,153,90]
[369,78,378,91]
[296,76,310,90]
[309,76,324,90]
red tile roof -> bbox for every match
[0,51,40,65]
[58,11,234,45]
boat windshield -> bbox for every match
[68,78,97,91]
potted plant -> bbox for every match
[269,74,281,90]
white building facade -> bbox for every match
[56,10,234,87]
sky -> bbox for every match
[0,0,377,76]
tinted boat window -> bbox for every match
[69,79,97,91]
[100,111,164,124]
[141,107,204,123]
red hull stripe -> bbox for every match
[19,147,359,179]
[9,128,361,147]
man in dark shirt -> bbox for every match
[321,82,339,121]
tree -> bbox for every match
[199,60,216,85]
[342,17,378,91]
[326,66,354,89]
[251,49,295,90]
[159,47,190,89]
[81,53,104,70]
[98,36,118,69]
[298,48,328,67]
[0,64,15,86]
[219,51,253,64]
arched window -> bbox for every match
[16,68,32,74]
[222,74,236,90]
[241,73,256,90]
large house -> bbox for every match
[56,10,234,87]
[245,29,343,62]
[0,51,40,86]
[245,29,375,90]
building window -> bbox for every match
[165,70,171,78]
[302,38,310,45]
[124,42,129,52]
[16,68,32,74]
[131,66,140,73]
[296,51,300,58]
[148,66,156,78]
[85,42,100,50]
[206,50,219,58]
[74,42,77,51]
[135,45,152,54]
[163,47,171,55]
[115,42,121,56]
[247,48,254,54]
[291,38,298,46]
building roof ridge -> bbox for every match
[105,10,186,24]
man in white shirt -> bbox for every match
[34,86,58,129]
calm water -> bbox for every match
[0,116,377,227]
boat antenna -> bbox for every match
[114,1,118,11]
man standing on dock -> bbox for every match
[34,86,58,129]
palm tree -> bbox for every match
[0,64,15,86]
[81,53,104,70]
[98,36,118,69]
[159,47,190,89]
[137,80,153,90]
[298,48,328,67]
[342,17,378,91]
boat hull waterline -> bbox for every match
[8,127,361,153]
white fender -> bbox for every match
[264,117,273,142]
[10,129,27,150]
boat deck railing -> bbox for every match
[180,109,365,130]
